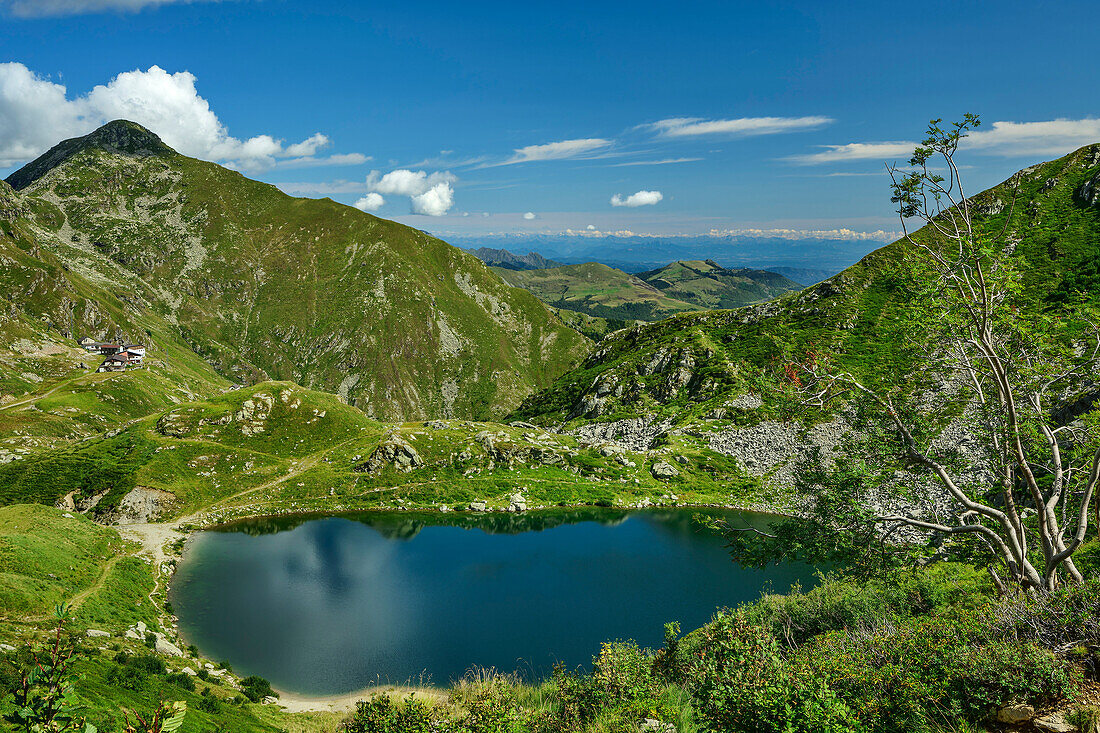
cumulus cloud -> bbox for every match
[610,190,663,207]
[651,116,832,138]
[790,118,1100,165]
[491,138,612,166]
[353,193,385,212]
[2,0,223,16]
[364,168,458,216]
[0,63,366,170]
[523,212,536,220]
[410,182,454,216]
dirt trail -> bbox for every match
[0,372,92,412]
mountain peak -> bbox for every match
[5,120,174,191]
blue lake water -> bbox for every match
[169,508,812,695]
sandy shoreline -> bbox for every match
[274,685,446,714]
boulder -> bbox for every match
[85,629,111,638]
[995,703,1035,725]
[508,493,527,512]
[0,643,15,652]
[469,501,487,512]
[651,461,680,479]
[154,633,184,657]
[356,435,423,473]
[124,621,148,640]
[1034,712,1075,733]
[640,719,675,733]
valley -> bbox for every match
[1,119,1098,733]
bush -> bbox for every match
[165,671,195,691]
[689,612,851,733]
[344,694,436,733]
[197,688,222,714]
[239,675,276,703]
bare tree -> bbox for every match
[805,115,1100,593]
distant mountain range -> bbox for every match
[449,233,888,280]
[466,247,563,270]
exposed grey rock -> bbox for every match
[469,501,487,511]
[1078,171,1100,207]
[357,435,423,473]
[995,703,1035,724]
[85,629,111,638]
[651,461,679,479]
[1034,712,1075,733]
[114,486,176,525]
[640,718,675,733]
[154,633,183,657]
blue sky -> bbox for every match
[1,0,1098,241]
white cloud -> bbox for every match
[523,212,536,220]
[2,0,223,16]
[790,118,1100,165]
[364,168,458,216]
[609,157,703,167]
[368,168,455,196]
[965,119,1100,157]
[353,192,385,212]
[493,138,612,166]
[275,153,371,170]
[787,141,917,165]
[651,116,832,138]
[586,224,596,230]
[610,190,663,207]
[0,63,365,171]
[410,182,454,216]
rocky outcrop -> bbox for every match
[356,435,423,473]
[650,461,679,480]
[114,486,176,525]
[234,392,273,435]
[1077,171,1100,207]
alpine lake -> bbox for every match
[169,508,814,697]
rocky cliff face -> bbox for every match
[3,121,591,421]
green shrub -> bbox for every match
[239,674,276,703]
[690,612,852,733]
[165,671,195,691]
[344,693,436,733]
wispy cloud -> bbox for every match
[787,142,915,165]
[486,137,613,167]
[650,116,833,138]
[789,118,1100,165]
[2,0,227,17]
[608,157,703,167]
[276,153,371,170]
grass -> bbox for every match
[0,504,126,621]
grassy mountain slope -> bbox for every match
[515,145,1100,428]
[5,121,590,421]
[0,381,761,524]
[635,259,801,309]
[492,261,705,321]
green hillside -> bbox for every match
[515,143,1100,427]
[492,261,704,321]
[4,121,590,421]
[635,259,802,309]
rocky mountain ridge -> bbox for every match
[1,120,590,421]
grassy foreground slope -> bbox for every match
[5,120,590,421]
